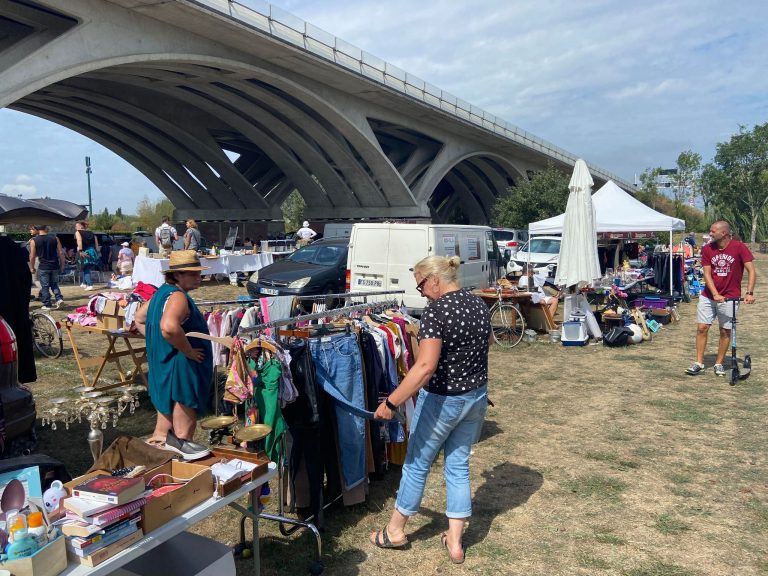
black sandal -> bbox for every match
[370,526,408,549]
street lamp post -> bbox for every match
[85,156,93,216]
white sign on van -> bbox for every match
[466,236,480,260]
[441,235,457,256]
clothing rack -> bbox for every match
[298,289,405,301]
[195,297,261,306]
[238,299,401,335]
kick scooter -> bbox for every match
[725,297,751,385]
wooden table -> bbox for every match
[63,321,148,390]
[472,289,557,331]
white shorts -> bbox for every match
[697,295,737,329]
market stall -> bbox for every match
[131,252,274,287]
[529,180,686,295]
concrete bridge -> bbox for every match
[0,0,633,224]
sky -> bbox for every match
[1,0,766,214]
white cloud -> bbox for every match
[15,174,33,183]
[1,183,37,197]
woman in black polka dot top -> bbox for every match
[370,255,491,564]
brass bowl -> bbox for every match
[199,415,237,430]
[49,397,68,405]
[233,424,272,443]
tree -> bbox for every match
[492,163,570,229]
[672,150,701,217]
[281,189,305,232]
[635,167,663,210]
[91,207,117,231]
[135,196,175,232]
[710,123,768,243]
[115,207,123,219]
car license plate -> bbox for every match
[356,277,382,288]
[259,287,279,295]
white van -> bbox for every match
[322,222,354,239]
[346,223,498,312]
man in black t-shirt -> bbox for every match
[28,225,65,310]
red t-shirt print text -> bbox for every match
[701,240,754,299]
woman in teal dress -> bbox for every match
[135,251,213,449]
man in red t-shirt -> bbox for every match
[686,220,756,376]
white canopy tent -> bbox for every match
[529,180,686,295]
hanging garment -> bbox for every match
[251,358,286,462]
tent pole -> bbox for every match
[669,230,673,297]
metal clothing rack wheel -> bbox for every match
[235,434,325,574]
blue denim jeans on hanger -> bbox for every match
[37,269,63,307]
[395,384,488,519]
[309,333,367,490]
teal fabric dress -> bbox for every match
[146,283,213,415]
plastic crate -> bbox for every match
[630,297,670,310]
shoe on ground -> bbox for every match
[714,363,726,376]
[55,300,64,309]
[85,286,95,291]
[163,430,210,461]
[685,362,705,375]
[40,305,52,311]
[79,283,87,289]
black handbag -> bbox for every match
[603,326,633,347]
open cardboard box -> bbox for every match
[140,461,213,534]
[0,531,67,576]
[197,452,270,497]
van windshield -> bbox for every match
[522,238,561,254]
[288,244,344,265]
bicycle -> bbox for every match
[488,285,525,348]
[30,309,63,358]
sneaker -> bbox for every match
[40,305,52,311]
[685,362,705,375]
[714,364,726,377]
[55,300,64,309]
[85,286,95,291]
[163,430,211,461]
[79,283,87,289]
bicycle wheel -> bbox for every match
[490,302,524,348]
[31,312,63,358]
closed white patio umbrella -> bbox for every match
[555,159,601,289]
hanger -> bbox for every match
[244,337,277,354]
[187,331,234,349]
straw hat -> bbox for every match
[162,250,210,273]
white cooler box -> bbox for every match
[561,317,588,346]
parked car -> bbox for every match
[0,316,37,458]
[492,228,528,257]
[55,232,114,252]
[506,236,561,277]
[247,238,349,302]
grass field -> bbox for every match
[30,253,766,575]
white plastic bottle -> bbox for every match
[27,512,47,548]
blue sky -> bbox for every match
[1,0,766,213]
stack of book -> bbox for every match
[61,474,148,567]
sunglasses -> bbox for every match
[416,275,431,295]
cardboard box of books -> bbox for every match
[140,461,213,534]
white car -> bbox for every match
[492,228,528,255]
[506,236,561,277]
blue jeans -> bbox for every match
[395,385,488,519]
[82,264,95,286]
[37,269,63,307]
[309,333,367,490]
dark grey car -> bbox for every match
[247,239,349,301]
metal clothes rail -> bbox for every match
[195,289,403,307]
[238,299,400,335]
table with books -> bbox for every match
[58,462,278,576]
